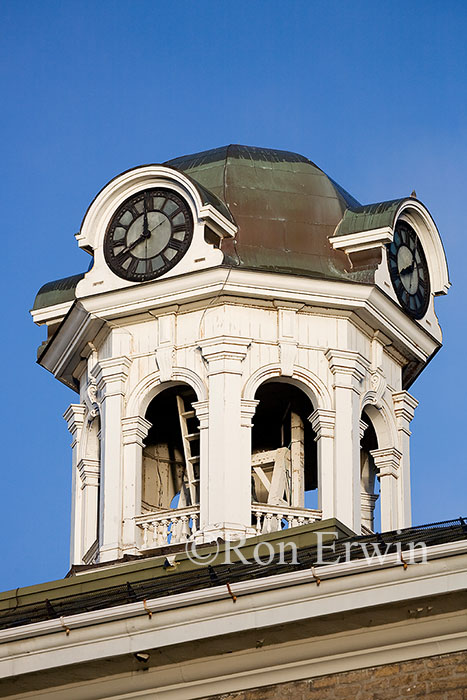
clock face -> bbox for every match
[104,188,193,282]
[387,221,430,319]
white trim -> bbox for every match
[397,200,450,296]
[1,540,466,650]
[30,300,74,326]
[37,268,442,386]
[77,165,235,253]
[8,617,465,699]
[329,227,393,254]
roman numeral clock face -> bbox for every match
[387,221,430,319]
[104,189,193,282]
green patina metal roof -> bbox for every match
[334,198,414,237]
[34,145,372,312]
[32,272,85,311]
[166,144,361,278]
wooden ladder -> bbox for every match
[176,394,200,507]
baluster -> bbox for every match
[275,513,283,531]
[255,511,262,536]
[191,512,198,536]
[287,515,293,530]
[171,516,180,543]
[142,522,149,548]
[298,516,305,527]
[148,520,157,547]
[157,519,167,546]
[161,518,169,545]
[180,515,190,540]
[265,512,273,533]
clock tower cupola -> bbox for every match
[31,145,450,566]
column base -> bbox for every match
[195,523,256,544]
[98,544,123,562]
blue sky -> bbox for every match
[1,0,466,591]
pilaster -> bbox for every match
[309,408,336,519]
[77,458,100,557]
[326,349,368,533]
[64,404,87,566]
[197,337,253,541]
[371,447,402,532]
[121,416,151,554]
[94,356,131,562]
[277,306,298,377]
[393,391,419,528]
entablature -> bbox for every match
[37,267,442,392]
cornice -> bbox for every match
[38,268,442,389]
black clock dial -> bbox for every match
[104,188,193,282]
[386,221,430,319]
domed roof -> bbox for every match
[34,145,383,312]
[166,144,360,279]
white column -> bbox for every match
[326,349,367,533]
[95,357,131,562]
[121,416,151,555]
[241,398,259,504]
[309,408,336,520]
[197,337,253,541]
[193,400,209,535]
[371,447,402,532]
[77,458,100,559]
[63,404,86,566]
[393,391,418,529]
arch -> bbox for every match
[360,396,398,450]
[396,199,450,296]
[242,363,332,411]
[78,166,206,253]
[126,367,207,418]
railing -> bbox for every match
[252,503,322,535]
[136,503,322,549]
[136,506,199,549]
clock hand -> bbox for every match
[400,260,415,276]
[119,233,148,255]
[149,218,167,234]
[142,198,150,237]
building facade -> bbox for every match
[1,145,465,699]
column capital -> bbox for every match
[240,399,259,427]
[325,349,368,389]
[359,418,369,442]
[370,447,402,478]
[63,403,87,444]
[192,400,209,429]
[309,408,336,439]
[95,356,131,398]
[121,416,151,446]
[393,390,419,425]
[198,336,251,375]
[77,458,100,486]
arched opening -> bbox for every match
[252,381,317,527]
[360,409,380,533]
[142,384,199,512]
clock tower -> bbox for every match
[31,145,450,567]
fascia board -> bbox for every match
[39,305,104,379]
[30,300,74,326]
[81,268,438,360]
[42,268,440,379]
[0,544,466,679]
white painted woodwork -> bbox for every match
[41,166,451,566]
